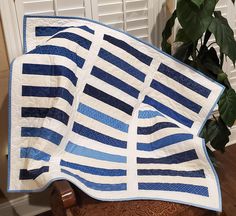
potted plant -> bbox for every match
[161,0,236,157]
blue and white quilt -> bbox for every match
[8,16,224,211]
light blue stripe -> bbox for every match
[66,142,127,163]
[138,110,163,119]
[20,147,51,161]
[61,168,127,191]
[78,103,129,133]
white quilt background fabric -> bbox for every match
[8,16,224,211]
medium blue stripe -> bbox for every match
[98,48,146,82]
[61,168,126,191]
[138,169,205,178]
[158,63,211,98]
[22,86,74,105]
[137,122,178,135]
[143,96,193,128]
[137,149,198,164]
[22,64,77,86]
[65,142,127,163]
[19,166,49,180]
[60,160,126,176]
[151,80,202,113]
[84,84,133,115]
[52,32,92,50]
[91,66,140,98]
[21,127,63,145]
[138,110,163,119]
[137,133,193,151]
[72,122,127,149]
[138,182,209,197]
[78,103,129,133]
[35,26,94,36]
[20,147,51,162]
[103,34,153,65]
[29,45,85,68]
[21,107,69,125]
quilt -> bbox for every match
[8,15,224,211]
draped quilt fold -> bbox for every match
[8,16,224,211]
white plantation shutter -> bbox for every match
[15,0,92,38]
[91,0,154,43]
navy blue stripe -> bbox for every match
[21,107,69,125]
[19,166,49,180]
[151,79,202,113]
[35,26,94,36]
[21,127,63,145]
[138,169,205,178]
[138,182,209,197]
[20,147,51,161]
[137,149,198,164]
[158,63,211,98]
[22,64,77,86]
[22,86,74,105]
[60,160,126,176]
[29,45,85,68]
[103,34,153,66]
[137,133,193,151]
[61,168,126,191]
[72,122,127,149]
[98,48,146,82]
[137,122,178,135]
[143,96,193,128]
[91,66,140,98]
[52,32,92,50]
[83,84,133,115]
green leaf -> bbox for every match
[173,42,193,63]
[191,0,205,8]
[161,10,177,54]
[206,118,231,152]
[177,0,216,41]
[218,88,236,127]
[175,28,191,43]
[208,11,236,64]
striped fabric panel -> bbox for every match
[138,110,163,119]
[150,79,202,113]
[19,166,49,180]
[137,169,205,178]
[137,122,178,135]
[78,103,129,133]
[29,45,85,68]
[91,66,140,99]
[137,133,193,151]
[98,48,146,82]
[35,25,95,36]
[61,168,127,191]
[138,182,209,197]
[158,63,211,98]
[51,32,92,50]
[143,96,193,128]
[65,142,127,163]
[21,107,69,125]
[60,159,126,176]
[20,147,51,162]
[72,122,127,149]
[103,34,153,66]
[22,64,78,86]
[21,127,63,145]
[22,86,74,106]
[83,84,134,116]
[137,149,198,164]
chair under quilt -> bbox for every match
[8,16,224,211]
